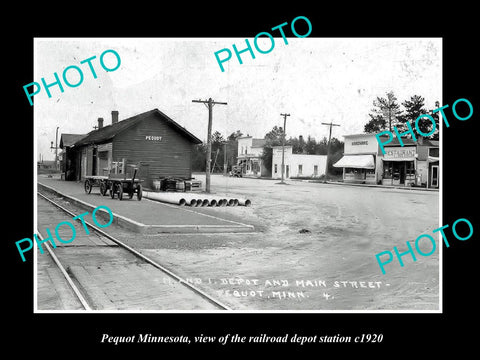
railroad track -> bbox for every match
[36,191,231,311]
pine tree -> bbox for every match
[364,91,402,133]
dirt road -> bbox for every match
[123,175,440,311]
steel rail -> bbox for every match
[39,233,92,310]
[37,191,231,311]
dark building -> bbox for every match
[59,133,86,180]
[63,109,202,188]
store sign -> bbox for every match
[351,140,368,146]
[383,147,415,160]
[145,135,162,141]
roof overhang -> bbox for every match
[333,154,375,169]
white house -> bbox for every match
[271,146,327,179]
[236,136,268,176]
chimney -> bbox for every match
[111,110,119,124]
[97,117,104,129]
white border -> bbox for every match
[33,37,442,314]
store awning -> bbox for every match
[428,156,440,162]
[333,154,375,169]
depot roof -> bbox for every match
[60,134,87,148]
[73,109,202,147]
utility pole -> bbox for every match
[50,126,60,170]
[280,113,290,184]
[223,141,227,176]
[321,121,340,183]
[192,98,227,193]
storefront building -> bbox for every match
[333,134,383,184]
[271,146,327,179]
[381,143,417,186]
[334,133,439,188]
[236,136,268,177]
[383,137,439,188]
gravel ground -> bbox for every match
[104,174,440,311]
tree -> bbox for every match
[398,95,434,137]
[364,91,402,133]
[264,126,284,143]
[192,143,207,171]
[364,114,387,133]
[289,136,306,154]
[194,130,245,173]
[209,131,225,173]
[400,95,439,139]
[314,136,328,155]
[223,130,244,172]
[305,135,316,155]
[228,130,243,141]
[428,102,440,140]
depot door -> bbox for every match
[92,148,98,176]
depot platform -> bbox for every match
[37,176,254,234]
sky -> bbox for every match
[34,37,441,161]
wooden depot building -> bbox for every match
[61,109,202,188]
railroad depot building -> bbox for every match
[333,133,439,188]
[236,136,269,177]
[59,133,87,180]
[61,109,202,188]
[271,146,327,179]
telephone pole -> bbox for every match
[280,113,290,184]
[50,126,60,170]
[321,121,340,183]
[223,141,228,177]
[192,98,227,193]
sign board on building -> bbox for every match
[145,135,162,141]
[344,134,379,154]
[383,147,416,160]
[351,140,368,146]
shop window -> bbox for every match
[314,165,318,176]
[406,161,415,177]
[429,148,439,157]
[383,162,393,179]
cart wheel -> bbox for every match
[118,184,123,200]
[100,182,107,196]
[137,184,143,201]
[129,188,134,199]
[84,180,92,194]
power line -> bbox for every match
[321,121,341,183]
[279,113,290,184]
[192,98,228,193]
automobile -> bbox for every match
[229,165,243,177]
